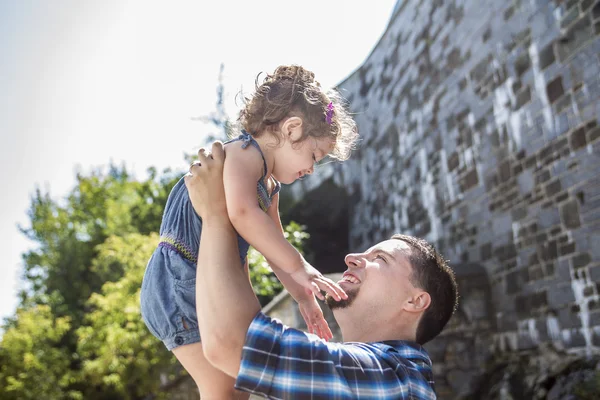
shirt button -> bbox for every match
[175,336,184,345]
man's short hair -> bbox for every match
[391,234,458,344]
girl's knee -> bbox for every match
[172,343,239,398]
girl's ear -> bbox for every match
[281,117,303,141]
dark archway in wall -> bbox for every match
[281,178,350,274]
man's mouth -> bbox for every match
[339,272,361,285]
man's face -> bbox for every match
[326,239,417,316]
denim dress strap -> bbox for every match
[225,130,268,180]
[225,130,280,211]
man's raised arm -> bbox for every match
[185,142,261,378]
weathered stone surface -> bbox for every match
[284,0,600,398]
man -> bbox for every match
[185,142,458,399]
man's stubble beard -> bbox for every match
[326,287,359,310]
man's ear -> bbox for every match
[404,291,431,313]
[281,117,303,141]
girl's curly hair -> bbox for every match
[238,65,358,161]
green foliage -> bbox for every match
[0,305,79,400]
[574,370,600,399]
[2,165,182,399]
[1,157,312,398]
[249,221,310,306]
[76,233,178,399]
[18,165,180,320]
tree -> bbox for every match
[18,165,180,319]
[1,63,311,399]
[2,165,181,399]
[1,161,310,398]
[0,304,78,399]
[76,233,178,399]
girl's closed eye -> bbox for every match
[375,254,387,262]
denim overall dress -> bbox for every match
[140,131,281,350]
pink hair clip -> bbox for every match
[325,102,334,125]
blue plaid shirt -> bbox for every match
[235,312,436,399]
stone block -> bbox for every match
[588,310,600,327]
[558,307,582,329]
[540,240,559,262]
[566,330,588,348]
[581,208,600,228]
[544,262,555,278]
[548,284,576,308]
[590,234,600,259]
[587,126,600,143]
[535,169,551,185]
[532,291,548,309]
[460,168,479,192]
[538,206,561,229]
[506,270,522,294]
[559,242,577,256]
[447,151,459,171]
[569,126,587,150]
[517,169,535,194]
[545,179,562,197]
[515,294,530,317]
[560,199,581,229]
[546,76,564,104]
[555,94,573,113]
[572,252,591,269]
[594,1,600,19]
[556,17,594,62]
[553,112,571,138]
[481,242,493,261]
[511,206,528,220]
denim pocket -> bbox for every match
[164,249,197,286]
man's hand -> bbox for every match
[297,294,333,341]
[184,141,227,220]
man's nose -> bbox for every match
[344,253,364,269]
[306,165,314,175]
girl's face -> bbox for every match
[271,134,334,185]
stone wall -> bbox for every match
[290,0,600,397]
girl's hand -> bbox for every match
[290,261,347,302]
[297,294,333,341]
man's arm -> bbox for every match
[185,143,261,378]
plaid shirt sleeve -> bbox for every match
[234,312,436,400]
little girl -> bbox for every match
[140,65,358,398]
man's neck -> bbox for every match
[335,311,418,343]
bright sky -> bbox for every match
[0,0,397,326]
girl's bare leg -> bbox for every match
[172,259,251,399]
[172,343,249,399]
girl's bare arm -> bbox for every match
[223,143,304,274]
